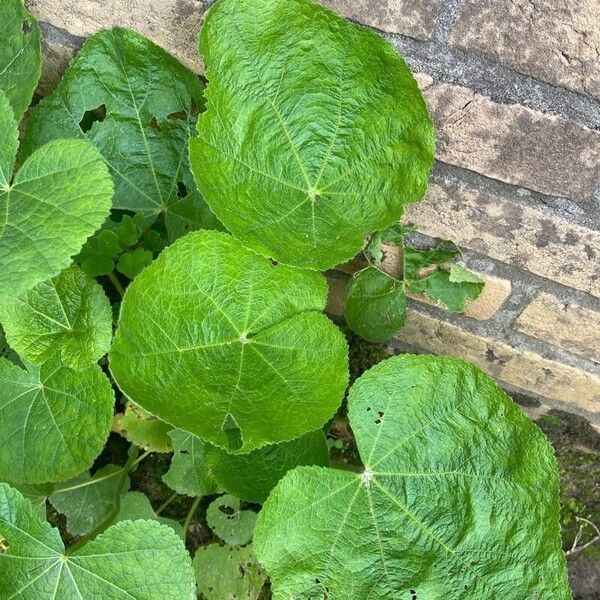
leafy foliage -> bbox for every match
[110,230,349,452]
[207,494,257,546]
[0,90,114,301]
[115,403,174,453]
[190,0,434,269]
[0,483,196,599]
[116,491,184,539]
[254,355,570,598]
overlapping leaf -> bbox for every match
[115,403,174,453]
[207,494,256,546]
[255,355,570,599]
[0,90,113,300]
[110,230,349,452]
[0,483,196,599]
[191,0,435,269]
[116,492,184,539]
[22,27,210,228]
[0,0,41,119]
[0,357,114,483]
[0,266,112,370]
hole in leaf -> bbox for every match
[177,182,188,199]
[149,116,161,130]
[22,20,33,34]
[269,258,278,267]
[79,105,106,133]
[378,411,384,417]
[218,504,236,516]
[168,110,187,121]
[375,419,381,425]
[366,407,371,412]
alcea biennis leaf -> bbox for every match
[190,0,435,270]
[0,0,41,119]
[254,355,570,599]
[0,90,113,301]
[0,357,114,484]
[116,492,184,539]
[0,266,112,371]
[0,483,196,599]
[206,494,256,546]
[115,403,174,453]
[22,27,211,230]
[109,230,349,453]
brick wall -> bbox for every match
[26,0,600,424]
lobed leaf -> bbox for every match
[254,355,570,599]
[207,494,256,546]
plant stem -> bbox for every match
[156,492,178,515]
[183,496,202,537]
[68,447,144,552]
[108,271,126,297]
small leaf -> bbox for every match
[163,430,218,497]
[449,264,484,284]
[207,494,256,546]
[0,483,196,599]
[0,266,112,370]
[49,465,128,536]
[409,268,484,312]
[78,229,123,277]
[345,267,407,342]
[403,244,458,281]
[116,491,184,539]
[114,213,144,247]
[0,0,41,119]
[115,403,174,453]
[193,543,267,600]
[117,248,154,279]
[205,429,330,504]
[0,357,114,483]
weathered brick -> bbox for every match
[26,0,205,73]
[516,293,600,363]
[320,0,442,40]
[450,0,600,100]
[394,309,600,415]
[38,37,74,95]
[423,83,600,201]
[405,181,600,297]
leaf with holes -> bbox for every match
[190,0,434,269]
[254,355,570,599]
[0,90,113,301]
[0,0,41,119]
[109,230,349,453]
[207,494,256,546]
[22,27,210,228]
[0,357,114,483]
[0,266,112,370]
[49,465,128,536]
[0,483,196,599]
[206,429,329,504]
[162,429,218,497]
[193,543,267,600]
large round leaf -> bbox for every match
[254,355,570,599]
[190,0,435,270]
[110,230,348,452]
[0,483,196,599]
[0,357,114,483]
[0,90,113,300]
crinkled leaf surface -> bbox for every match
[191,0,434,269]
[0,90,113,301]
[0,357,114,483]
[49,465,128,536]
[207,494,256,546]
[6,482,52,521]
[206,429,329,504]
[345,267,407,343]
[0,483,196,599]
[115,403,174,453]
[116,491,184,539]
[0,0,41,119]
[193,543,266,600]
[110,230,349,452]
[163,430,218,497]
[22,27,208,226]
[0,266,112,370]
[254,355,570,599]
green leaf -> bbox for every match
[0,266,112,370]
[0,0,41,119]
[110,230,349,453]
[116,491,184,539]
[344,267,407,343]
[0,357,114,483]
[205,429,330,504]
[114,213,144,247]
[115,403,174,453]
[190,0,434,270]
[6,482,52,521]
[49,465,128,536]
[254,355,570,599]
[207,494,256,546]
[0,483,196,599]
[403,244,459,281]
[165,189,225,243]
[193,544,266,600]
[23,27,209,226]
[0,90,114,301]
[117,247,154,279]
[163,430,218,497]
[77,229,123,277]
